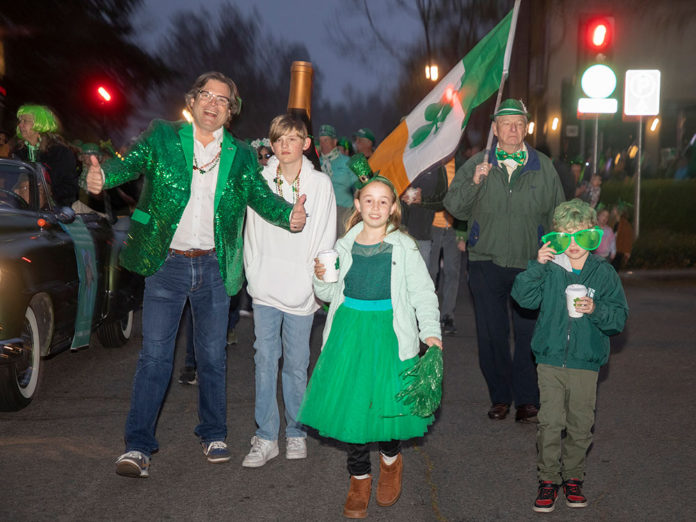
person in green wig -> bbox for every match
[444,98,565,423]
[11,104,79,206]
[85,71,308,479]
[298,154,442,519]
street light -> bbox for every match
[425,64,439,82]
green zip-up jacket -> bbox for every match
[443,144,565,269]
[102,119,292,295]
[511,253,628,372]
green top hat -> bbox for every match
[492,98,529,120]
[347,153,396,195]
[355,127,376,144]
[319,124,337,139]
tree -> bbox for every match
[0,0,169,142]
[147,4,313,141]
[328,0,510,144]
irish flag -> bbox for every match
[368,6,518,195]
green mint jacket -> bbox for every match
[313,223,441,361]
[511,254,628,371]
[102,119,292,295]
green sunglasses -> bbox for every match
[541,227,604,254]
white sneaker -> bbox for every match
[286,437,307,460]
[242,436,279,468]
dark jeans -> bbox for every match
[429,226,462,319]
[468,260,539,408]
[346,440,401,476]
[124,251,230,456]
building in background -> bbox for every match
[510,0,696,178]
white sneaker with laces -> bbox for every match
[286,437,307,460]
[242,436,279,468]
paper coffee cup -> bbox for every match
[565,284,587,318]
[317,249,339,283]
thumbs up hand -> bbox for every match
[290,194,307,232]
[86,155,104,194]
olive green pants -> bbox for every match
[537,364,598,483]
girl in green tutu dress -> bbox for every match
[298,155,442,519]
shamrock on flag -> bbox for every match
[368,8,516,195]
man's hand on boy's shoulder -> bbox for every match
[537,241,556,264]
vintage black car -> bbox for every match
[0,158,143,411]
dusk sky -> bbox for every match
[132,0,423,103]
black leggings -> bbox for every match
[346,440,401,476]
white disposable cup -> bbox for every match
[317,249,339,283]
[565,284,588,318]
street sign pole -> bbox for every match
[624,70,660,240]
[635,116,643,238]
[592,115,599,175]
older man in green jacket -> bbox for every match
[87,71,307,478]
[444,99,564,423]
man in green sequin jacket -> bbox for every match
[86,71,308,478]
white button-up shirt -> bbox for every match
[169,125,223,250]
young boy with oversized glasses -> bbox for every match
[511,198,629,514]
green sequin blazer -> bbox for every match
[102,120,292,295]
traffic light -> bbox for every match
[578,15,615,66]
[577,14,617,118]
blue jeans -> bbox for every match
[183,291,241,368]
[252,304,314,440]
[124,251,230,456]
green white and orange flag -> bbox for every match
[368,6,518,195]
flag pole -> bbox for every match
[484,0,522,160]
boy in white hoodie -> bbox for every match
[242,114,337,467]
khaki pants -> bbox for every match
[537,364,598,483]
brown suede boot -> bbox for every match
[343,475,372,519]
[376,453,403,506]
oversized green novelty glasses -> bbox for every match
[541,227,604,254]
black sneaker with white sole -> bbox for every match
[563,479,588,508]
[533,481,559,513]
[178,366,197,385]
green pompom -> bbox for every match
[395,346,443,417]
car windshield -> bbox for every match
[0,162,50,211]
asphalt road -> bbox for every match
[1,269,695,521]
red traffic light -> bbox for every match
[585,17,613,53]
[97,86,112,102]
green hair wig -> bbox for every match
[17,104,60,137]
[552,198,597,231]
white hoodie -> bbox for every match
[244,155,337,315]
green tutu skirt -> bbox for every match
[298,298,434,444]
